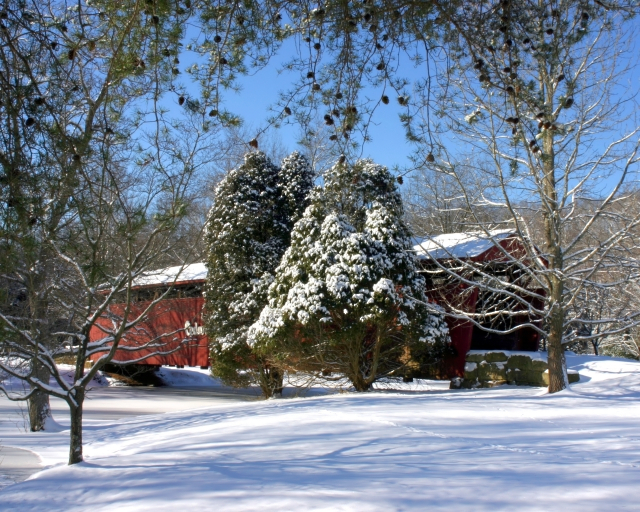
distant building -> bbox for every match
[414,230,543,377]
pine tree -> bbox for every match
[250,159,451,391]
[204,151,313,397]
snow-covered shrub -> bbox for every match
[204,151,313,397]
[250,159,451,391]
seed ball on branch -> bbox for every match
[162,48,171,56]
[72,153,81,161]
[283,106,292,115]
[332,108,340,116]
[397,175,404,185]
[304,36,311,42]
[152,15,159,24]
[34,97,44,106]
[506,86,515,95]
[512,128,517,135]
[179,96,185,105]
[397,96,407,105]
[314,42,321,50]
[338,155,346,164]
[503,66,511,73]
[557,73,565,82]
[510,72,518,80]
[536,112,545,119]
[582,12,589,20]
[312,82,321,91]
[505,39,513,46]
[68,48,75,60]
[329,134,338,141]
[546,28,554,35]
[50,41,58,49]
[523,37,531,44]
[172,67,179,75]
[335,92,343,99]
[174,57,180,64]
[325,118,334,125]
[529,140,537,147]
[499,25,507,32]
[564,98,574,108]
[376,62,385,70]
[219,57,228,65]
[249,138,258,148]
[307,71,315,79]
[209,109,218,116]
[214,35,222,43]
[25,117,35,127]
[381,95,389,104]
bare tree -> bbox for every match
[0,0,226,464]
[409,1,640,392]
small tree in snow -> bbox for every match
[250,159,451,391]
[204,151,313,397]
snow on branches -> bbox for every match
[249,159,450,391]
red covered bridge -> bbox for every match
[413,230,544,377]
[90,231,543,378]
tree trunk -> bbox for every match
[28,360,52,431]
[547,304,568,393]
[259,366,283,398]
[68,388,85,465]
[541,96,567,394]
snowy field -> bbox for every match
[1,355,640,511]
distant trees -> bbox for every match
[250,159,451,391]
[204,151,314,397]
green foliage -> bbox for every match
[250,158,451,391]
[204,150,313,397]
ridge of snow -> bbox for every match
[413,229,514,260]
[133,262,207,287]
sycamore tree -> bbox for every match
[250,159,451,391]
[404,1,640,393]
[204,150,313,397]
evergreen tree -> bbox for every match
[250,159,451,391]
[204,151,313,397]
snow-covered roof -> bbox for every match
[413,229,515,260]
[133,263,207,287]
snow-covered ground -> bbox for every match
[1,355,640,511]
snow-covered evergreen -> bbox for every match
[250,159,451,391]
[204,151,313,397]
